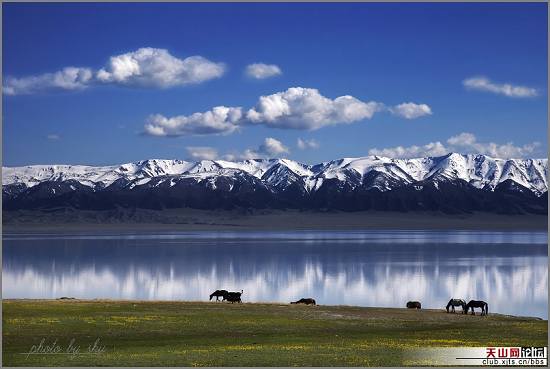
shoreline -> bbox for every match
[2,299,547,321]
[3,209,548,232]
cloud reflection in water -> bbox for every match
[2,231,547,318]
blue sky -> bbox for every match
[2,2,547,166]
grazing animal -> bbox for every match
[224,290,243,304]
[406,301,421,309]
[209,289,228,302]
[290,298,316,305]
[446,298,467,314]
[465,300,488,316]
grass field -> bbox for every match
[2,300,547,366]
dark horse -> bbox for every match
[446,298,467,314]
[209,289,228,302]
[224,290,244,304]
[406,301,421,309]
[291,298,316,305]
[465,300,488,316]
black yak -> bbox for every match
[224,290,243,304]
[291,298,316,305]
[209,290,228,302]
[406,301,421,309]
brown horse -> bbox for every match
[446,298,467,314]
[465,300,488,316]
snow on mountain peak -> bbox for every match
[2,153,548,195]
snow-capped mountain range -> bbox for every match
[3,153,548,193]
[3,153,548,214]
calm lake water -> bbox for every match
[2,230,548,319]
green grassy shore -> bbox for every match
[2,300,547,366]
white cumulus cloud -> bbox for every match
[143,87,431,136]
[463,76,538,98]
[223,137,290,160]
[260,137,290,155]
[46,134,61,140]
[245,87,384,130]
[185,146,219,161]
[446,132,477,147]
[96,48,225,88]
[3,48,225,95]
[390,102,432,119]
[245,63,282,79]
[297,138,320,150]
[369,141,447,159]
[446,132,540,158]
[3,67,93,95]
[144,106,242,136]
[368,132,540,159]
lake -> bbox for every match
[2,230,548,319]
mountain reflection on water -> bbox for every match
[3,230,547,319]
